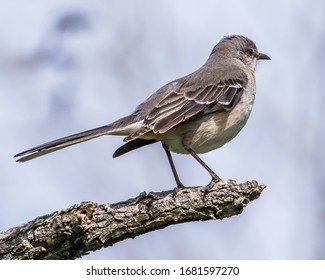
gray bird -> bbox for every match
[15,35,270,188]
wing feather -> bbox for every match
[125,76,247,141]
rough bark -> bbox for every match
[0,179,265,260]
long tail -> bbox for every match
[14,115,142,162]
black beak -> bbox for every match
[258,53,271,60]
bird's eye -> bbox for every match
[247,48,255,57]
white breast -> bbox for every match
[161,85,256,155]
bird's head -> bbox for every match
[211,35,271,70]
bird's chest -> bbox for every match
[165,86,255,154]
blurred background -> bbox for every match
[1,0,324,259]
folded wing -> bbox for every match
[126,77,247,141]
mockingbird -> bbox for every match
[15,35,270,188]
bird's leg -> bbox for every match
[184,146,221,182]
[162,143,185,189]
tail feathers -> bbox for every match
[14,113,146,162]
[113,138,157,158]
[14,125,115,162]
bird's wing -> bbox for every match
[125,75,247,141]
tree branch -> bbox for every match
[0,179,265,259]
